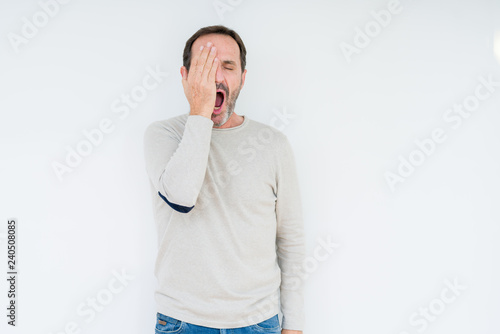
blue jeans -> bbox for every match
[155,312,281,333]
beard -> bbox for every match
[212,81,242,128]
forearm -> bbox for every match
[144,115,213,210]
[275,134,306,331]
[277,224,306,331]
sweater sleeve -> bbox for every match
[275,134,306,331]
[143,114,214,213]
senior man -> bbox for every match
[143,25,305,334]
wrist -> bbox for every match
[189,107,213,119]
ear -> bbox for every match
[240,69,247,89]
[180,66,188,80]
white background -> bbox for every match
[1,0,499,333]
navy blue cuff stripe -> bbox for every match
[158,191,194,213]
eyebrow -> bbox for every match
[221,60,236,66]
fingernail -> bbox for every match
[200,45,204,51]
[211,46,216,53]
[207,42,212,47]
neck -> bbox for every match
[214,113,244,129]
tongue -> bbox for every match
[215,92,223,108]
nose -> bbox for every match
[215,60,224,83]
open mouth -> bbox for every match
[213,89,226,114]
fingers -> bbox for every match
[183,41,219,117]
[193,43,211,78]
[208,57,219,82]
[192,42,218,82]
[203,46,218,82]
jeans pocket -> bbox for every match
[253,314,280,331]
[155,312,184,333]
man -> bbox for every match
[143,25,305,334]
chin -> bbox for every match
[212,109,225,119]
[211,110,227,125]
